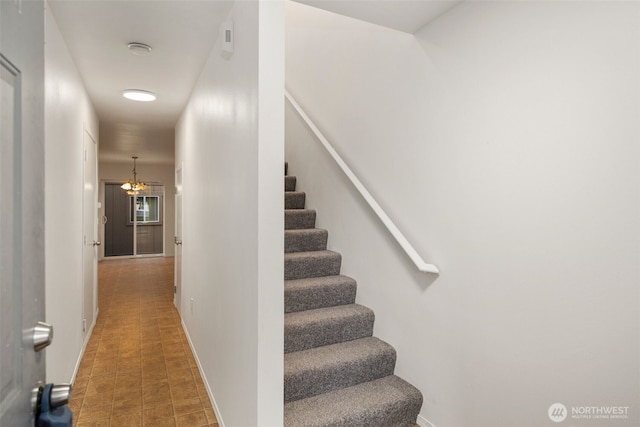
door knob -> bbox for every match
[33,322,53,352]
[92,241,101,246]
[34,383,73,424]
[174,237,182,245]
[49,383,72,408]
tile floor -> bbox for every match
[69,256,218,427]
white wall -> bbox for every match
[286,2,639,427]
[98,161,176,257]
[44,3,99,384]
[175,1,284,426]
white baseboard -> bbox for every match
[417,414,438,427]
[70,308,99,384]
[181,319,225,427]
[180,317,431,427]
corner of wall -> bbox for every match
[44,4,99,384]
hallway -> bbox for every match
[69,257,218,427]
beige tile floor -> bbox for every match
[69,257,218,427]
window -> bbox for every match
[129,196,160,223]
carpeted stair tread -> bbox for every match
[285,209,316,230]
[285,176,297,192]
[285,192,307,209]
[284,374,423,427]
[285,250,341,280]
[284,337,396,402]
[284,304,374,353]
[285,275,356,313]
[285,229,328,253]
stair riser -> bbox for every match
[285,176,297,192]
[284,311,374,353]
[285,229,328,253]
[285,401,422,427]
[285,192,306,209]
[285,348,396,402]
[285,278,356,313]
[285,210,316,230]
[285,253,341,281]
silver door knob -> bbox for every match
[33,322,53,352]
[174,237,182,245]
[50,383,72,408]
[31,383,73,414]
[92,241,101,246]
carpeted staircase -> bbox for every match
[283,162,423,427]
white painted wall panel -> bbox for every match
[286,2,640,426]
[175,1,283,425]
[44,3,99,384]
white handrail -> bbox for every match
[285,90,439,275]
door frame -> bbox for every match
[100,180,166,260]
[174,163,183,313]
[81,126,98,339]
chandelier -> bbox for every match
[121,156,147,195]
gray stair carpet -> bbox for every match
[286,192,307,209]
[283,163,422,426]
[285,209,317,230]
[285,304,374,353]
[285,175,297,191]
[285,229,328,253]
[284,337,396,402]
[285,250,342,280]
[285,275,356,313]
[284,375,423,427]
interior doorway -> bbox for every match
[103,182,165,257]
[82,128,98,337]
[174,165,182,313]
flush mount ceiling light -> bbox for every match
[123,89,156,102]
[128,42,152,56]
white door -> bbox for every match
[82,129,98,337]
[0,0,47,425]
[174,167,183,313]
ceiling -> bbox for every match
[48,0,233,165]
[294,0,464,33]
[48,0,461,166]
